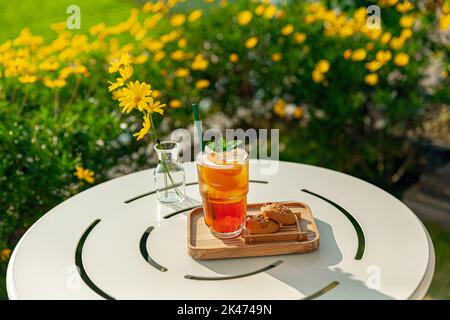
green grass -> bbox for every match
[0,0,136,42]
[0,264,5,299]
[424,222,450,300]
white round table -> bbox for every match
[7,161,434,300]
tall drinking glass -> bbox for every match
[196,149,249,238]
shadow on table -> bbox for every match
[194,219,394,300]
[161,196,202,219]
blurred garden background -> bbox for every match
[0,0,449,299]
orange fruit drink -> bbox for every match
[196,149,249,238]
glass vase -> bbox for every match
[153,141,185,203]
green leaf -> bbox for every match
[226,139,242,150]
[205,138,242,152]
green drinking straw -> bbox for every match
[192,103,204,151]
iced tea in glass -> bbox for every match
[196,149,249,238]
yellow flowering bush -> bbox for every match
[105,0,447,188]
[0,0,449,298]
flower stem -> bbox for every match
[54,90,60,117]
[68,76,81,105]
[149,113,183,199]
[149,113,160,142]
[19,86,29,114]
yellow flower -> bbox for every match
[294,106,303,119]
[316,59,330,73]
[353,7,367,23]
[112,88,125,100]
[339,25,354,37]
[145,100,165,115]
[1,249,12,262]
[90,22,106,36]
[273,99,286,117]
[305,15,315,24]
[108,52,132,73]
[293,32,307,43]
[393,52,409,67]
[19,74,37,84]
[365,60,383,72]
[255,4,265,16]
[74,166,95,184]
[142,2,153,13]
[151,90,161,98]
[188,9,203,23]
[343,49,352,60]
[133,112,151,141]
[191,54,209,71]
[51,22,66,33]
[245,36,258,49]
[119,65,133,81]
[154,51,166,62]
[175,68,190,77]
[366,43,374,50]
[351,48,367,61]
[178,38,188,48]
[389,37,405,50]
[144,39,164,52]
[400,15,415,28]
[263,5,277,19]
[312,70,324,83]
[134,54,148,64]
[238,10,253,26]
[170,50,186,61]
[44,77,66,88]
[271,53,282,62]
[379,0,398,6]
[366,28,382,41]
[13,28,42,47]
[68,64,88,76]
[400,29,413,40]
[145,12,163,29]
[120,51,132,65]
[364,73,378,86]
[380,32,392,44]
[281,24,294,36]
[396,1,413,13]
[170,14,186,27]
[195,79,210,89]
[151,1,163,12]
[229,53,239,63]
[376,50,392,64]
[276,9,286,19]
[439,14,450,31]
[119,80,153,113]
[159,31,180,44]
[108,78,125,92]
[39,60,60,71]
[170,99,182,108]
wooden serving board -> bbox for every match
[187,202,320,260]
